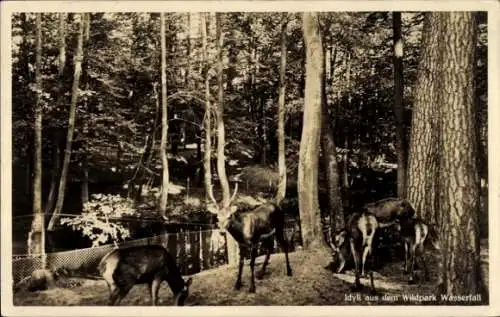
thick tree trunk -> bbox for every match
[407,13,442,223]
[436,11,484,297]
[321,44,344,231]
[392,12,407,199]
[299,12,325,250]
[159,13,170,218]
[28,13,45,265]
[215,13,238,266]
[276,14,288,204]
[201,12,213,203]
[48,13,85,231]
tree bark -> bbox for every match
[321,43,344,231]
[215,13,239,266]
[159,13,170,218]
[392,12,407,198]
[299,12,325,250]
[81,13,90,205]
[44,13,66,214]
[436,11,484,297]
[48,13,85,231]
[276,14,288,204]
[407,13,442,223]
[201,12,214,203]
[28,13,45,266]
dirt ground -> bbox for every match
[13,242,489,306]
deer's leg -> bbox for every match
[361,233,374,277]
[249,246,258,293]
[234,246,245,290]
[403,240,409,273]
[276,229,292,276]
[418,244,430,281]
[151,275,162,306]
[107,284,121,306]
[114,284,133,306]
[408,242,417,284]
[257,238,273,280]
[350,239,361,291]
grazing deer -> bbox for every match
[98,245,192,306]
[208,183,293,293]
[363,197,415,228]
[396,218,440,284]
[330,211,379,293]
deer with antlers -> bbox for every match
[207,183,293,293]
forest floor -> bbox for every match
[13,240,488,306]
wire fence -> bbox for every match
[12,223,300,287]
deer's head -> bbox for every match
[206,183,239,232]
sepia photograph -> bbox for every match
[1,1,499,316]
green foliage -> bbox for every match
[60,194,135,246]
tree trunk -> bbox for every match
[436,11,484,297]
[159,13,170,218]
[45,13,66,214]
[392,12,407,199]
[342,54,350,206]
[185,13,191,88]
[215,13,238,266]
[299,12,325,250]
[81,13,90,205]
[407,13,442,223]
[48,13,85,231]
[321,43,344,231]
[276,14,288,203]
[28,13,45,266]
[201,12,213,203]
[44,132,61,214]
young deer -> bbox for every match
[98,245,192,306]
[396,217,440,284]
[208,183,292,293]
[330,211,379,293]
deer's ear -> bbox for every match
[229,205,238,213]
[206,204,218,214]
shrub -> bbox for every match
[60,194,135,247]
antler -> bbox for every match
[207,183,218,206]
[229,182,239,204]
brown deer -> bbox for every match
[330,211,379,293]
[207,183,292,293]
[396,217,440,284]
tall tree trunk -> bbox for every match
[215,13,238,266]
[299,12,325,250]
[201,12,213,203]
[28,13,45,266]
[321,43,344,231]
[276,14,288,203]
[44,132,61,214]
[342,53,351,206]
[185,13,191,88]
[81,13,90,205]
[159,13,170,218]
[407,13,442,223]
[392,12,407,198]
[436,11,484,297]
[48,13,85,231]
[44,13,66,214]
